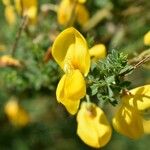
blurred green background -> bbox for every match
[0,0,150,150]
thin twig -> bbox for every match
[11,15,28,56]
[128,49,150,64]
[133,55,150,69]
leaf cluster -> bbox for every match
[87,50,133,106]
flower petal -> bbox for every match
[4,5,16,25]
[122,85,150,111]
[77,102,112,148]
[76,4,89,26]
[56,69,86,114]
[57,0,75,26]
[0,55,21,67]
[89,44,106,60]
[15,0,37,24]
[4,98,30,127]
[52,27,90,76]
[112,105,144,139]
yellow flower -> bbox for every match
[4,98,30,127]
[57,0,89,27]
[2,0,16,25]
[122,85,150,112]
[15,0,38,24]
[76,4,89,27]
[112,104,144,139]
[57,0,75,26]
[52,27,90,114]
[0,55,21,67]
[144,31,150,46]
[112,85,150,139]
[89,44,106,60]
[77,102,112,148]
[56,70,86,114]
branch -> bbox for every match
[128,49,150,69]
[133,55,150,69]
[128,49,150,64]
[11,15,28,56]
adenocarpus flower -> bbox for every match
[57,0,89,27]
[89,44,106,60]
[77,102,112,148]
[144,31,150,46]
[112,104,144,139]
[0,55,21,67]
[4,98,30,127]
[122,85,150,112]
[112,85,150,139]
[52,27,90,115]
[2,0,38,25]
[2,0,16,25]
[15,0,38,24]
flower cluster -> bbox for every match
[57,0,89,27]
[52,27,150,148]
[2,0,38,25]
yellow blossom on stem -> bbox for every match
[144,31,150,46]
[4,98,30,127]
[57,0,75,26]
[112,104,144,139]
[122,85,150,112]
[4,5,16,25]
[76,4,89,26]
[57,0,89,27]
[52,27,90,115]
[89,44,106,60]
[112,85,150,139]
[0,55,21,67]
[77,102,112,148]
[2,0,16,25]
[15,0,38,25]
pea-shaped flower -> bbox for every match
[122,85,150,112]
[112,104,144,139]
[112,85,150,139]
[77,102,112,148]
[4,98,30,127]
[57,0,89,27]
[89,44,106,60]
[15,0,38,24]
[52,27,90,115]
[2,0,16,25]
